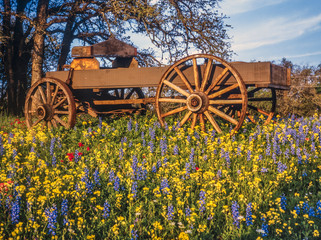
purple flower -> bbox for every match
[167,204,174,220]
[231,201,240,228]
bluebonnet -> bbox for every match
[261,167,268,173]
[246,203,253,226]
[199,190,206,213]
[148,140,154,153]
[11,194,21,224]
[0,135,4,156]
[149,127,156,140]
[135,122,139,132]
[12,149,18,159]
[247,150,251,161]
[114,176,120,192]
[50,137,56,156]
[217,169,222,178]
[45,204,58,236]
[294,205,300,215]
[82,168,93,194]
[61,198,69,226]
[167,204,174,220]
[160,178,170,194]
[8,132,13,144]
[131,181,138,198]
[173,144,179,155]
[204,136,208,145]
[185,206,191,217]
[131,229,138,240]
[284,148,290,159]
[52,155,56,167]
[231,201,240,228]
[94,168,100,186]
[98,116,102,129]
[261,218,269,237]
[141,132,146,147]
[157,160,162,169]
[187,135,191,143]
[119,146,124,160]
[163,157,168,165]
[308,207,315,217]
[152,165,157,173]
[280,194,287,211]
[103,201,110,218]
[160,137,167,156]
[109,169,115,182]
[303,201,309,214]
[225,151,231,167]
[277,161,287,173]
[237,146,241,156]
[127,118,132,131]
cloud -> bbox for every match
[232,13,321,52]
[219,0,287,15]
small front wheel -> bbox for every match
[24,77,76,129]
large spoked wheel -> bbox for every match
[246,87,276,125]
[155,54,248,134]
[25,77,76,129]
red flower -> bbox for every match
[67,153,74,161]
[86,147,90,151]
[78,142,84,147]
[195,167,200,171]
[78,152,83,156]
[60,160,64,163]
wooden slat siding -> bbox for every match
[46,62,290,89]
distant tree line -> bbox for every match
[277,58,321,117]
[0,0,231,115]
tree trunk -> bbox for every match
[31,0,49,85]
[58,14,76,71]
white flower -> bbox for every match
[256,229,265,234]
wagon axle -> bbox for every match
[187,92,209,113]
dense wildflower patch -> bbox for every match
[0,114,321,239]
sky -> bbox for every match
[219,0,321,66]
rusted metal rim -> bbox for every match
[155,54,248,134]
[24,77,76,129]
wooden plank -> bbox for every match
[93,98,155,105]
[46,61,289,89]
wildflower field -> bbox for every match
[0,113,321,239]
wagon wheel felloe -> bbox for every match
[246,87,276,125]
[155,54,248,134]
[25,77,76,129]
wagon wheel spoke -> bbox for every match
[31,117,43,128]
[209,99,243,105]
[174,66,194,93]
[31,95,42,107]
[204,110,222,133]
[51,85,60,105]
[158,98,186,103]
[51,119,58,128]
[164,80,190,97]
[54,110,70,115]
[192,58,200,91]
[47,120,52,129]
[208,83,239,99]
[38,86,47,104]
[53,115,69,128]
[248,104,270,116]
[161,106,188,118]
[208,105,238,125]
[180,111,193,127]
[199,113,205,131]
[53,97,67,109]
[46,81,51,104]
[191,113,197,130]
[200,59,213,91]
[205,68,229,94]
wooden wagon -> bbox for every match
[24,38,291,133]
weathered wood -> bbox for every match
[46,62,289,89]
[93,97,155,105]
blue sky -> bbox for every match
[219,0,321,66]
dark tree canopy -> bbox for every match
[0,0,231,114]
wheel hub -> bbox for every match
[37,104,54,121]
[186,92,209,113]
